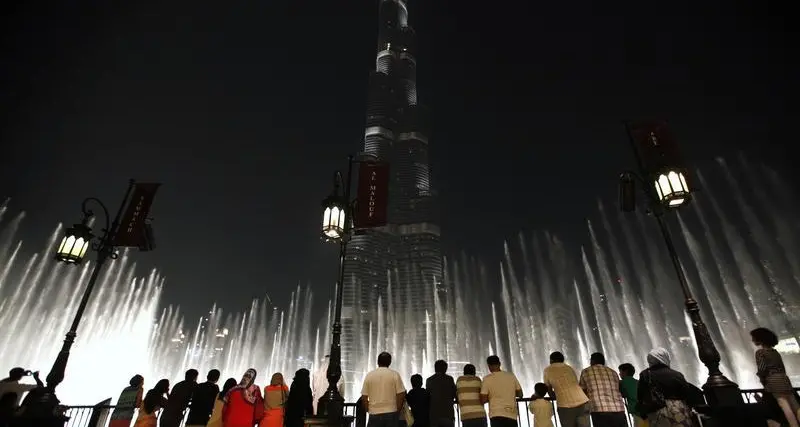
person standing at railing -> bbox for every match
[109,374,144,427]
[527,383,554,427]
[456,364,486,427]
[542,351,589,427]
[259,373,289,427]
[751,327,800,427]
[161,369,199,427]
[0,368,43,407]
[618,364,645,427]
[223,368,264,427]
[407,374,431,427]
[360,352,407,427]
[636,348,694,427]
[186,369,221,427]
[355,396,367,427]
[479,355,522,427]
[579,353,627,427]
[427,360,457,427]
[134,379,170,427]
[285,369,313,427]
[207,378,237,427]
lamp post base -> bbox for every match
[702,374,743,407]
[14,387,68,427]
[317,386,345,421]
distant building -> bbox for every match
[170,329,186,354]
[211,327,229,360]
[296,356,314,372]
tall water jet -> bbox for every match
[0,158,798,404]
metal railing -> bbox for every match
[56,387,798,427]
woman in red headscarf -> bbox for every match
[223,368,263,427]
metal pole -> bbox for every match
[45,180,135,390]
[652,211,733,387]
[624,124,737,403]
[322,156,354,421]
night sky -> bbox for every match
[1,0,795,319]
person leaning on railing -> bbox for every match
[527,383,554,427]
[542,352,590,427]
[479,355,523,427]
[109,375,144,427]
[636,348,695,426]
[456,364,487,427]
[750,327,800,427]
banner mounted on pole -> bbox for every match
[354,162,389,228]
[113,183,161,248]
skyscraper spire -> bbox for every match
[340,0,445,386]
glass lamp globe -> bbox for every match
[321,197,346,241]
[654,169,691,208]
[55,223,94,264]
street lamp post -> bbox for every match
[318,156,354,423]
[48,180,135,392]
[317,153,380,425]
[619,123,742,409]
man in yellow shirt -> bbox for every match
[542,352,589,427]
[479,355,523,427]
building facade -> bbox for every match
[340,0,444,383]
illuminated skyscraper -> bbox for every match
[340,0,444,382]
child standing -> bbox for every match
[528,383,554,427]
[618,363,646,427]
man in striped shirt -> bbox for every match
[456,364,487,427]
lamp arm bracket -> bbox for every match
[622,170,665,207]
[621,170,647,186]
[333,171,344,190]
[80,198,111,235]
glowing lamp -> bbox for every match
[654,169,690,208]
[55,222,93,264]
[321,194,347,242]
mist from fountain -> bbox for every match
[1,157,798,405]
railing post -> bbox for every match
[87,398,112,427]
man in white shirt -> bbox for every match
[479,355,522,427]
[0,368,43,407]
[361,352,406,427]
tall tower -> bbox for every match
[340,0,444,387]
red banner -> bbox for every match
[354,162,390,228]
[628,121,684,173]
[113,183,161,247]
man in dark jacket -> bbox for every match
[426,360,457,427]
[160,369,199,427]
[185,369,220,427]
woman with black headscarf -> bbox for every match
[284,369,314,427]
[133,379,169,427]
